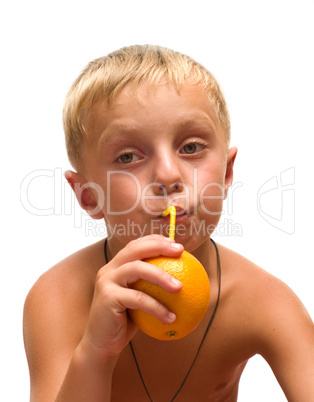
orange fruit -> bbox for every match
[129,251,210,341]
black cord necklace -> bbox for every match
[104,238,222,402]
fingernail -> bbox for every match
[171,243,183,250]
[168,312,176,322]
[171,277,182,286]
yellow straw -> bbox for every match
[162,206,176,240]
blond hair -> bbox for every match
[63,44,231,169]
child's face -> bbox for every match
[76,82,236,251]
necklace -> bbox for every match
[104,238,222,402]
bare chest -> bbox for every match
[111,319,251,402]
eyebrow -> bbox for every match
[99,112,218,146]
[175,113,218,139]
[99,124,138,146]
[179,115,217,131]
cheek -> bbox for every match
[197,165,225,216]
[104,173,141,214]
[199,184,224,216]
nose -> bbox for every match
[159,183,179,192]
[151,150,184,195]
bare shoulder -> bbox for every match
[23,239,106,400]
[24,239,105,314]
[217,243,314,400]
[218,243,313,324]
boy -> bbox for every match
[23,45,314,401]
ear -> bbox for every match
[224,147,238,200]
[65,170,104,219]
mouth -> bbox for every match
[157,206,189,222]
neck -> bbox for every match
[188,237,217,280]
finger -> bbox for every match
[116,287,177,325]
[116,260,182,293]
[112,236,184,266]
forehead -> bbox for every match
[84,82,223,142]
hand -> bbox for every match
[80,235,183,360]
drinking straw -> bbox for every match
[161,206,176,240]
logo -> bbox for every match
[257,167,295,234]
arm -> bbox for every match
[23,235,183,401]
[256,277,314,401]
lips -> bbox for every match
[156,205,189,223]
[156,205,183,216]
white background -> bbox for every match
[1,0,314,400]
